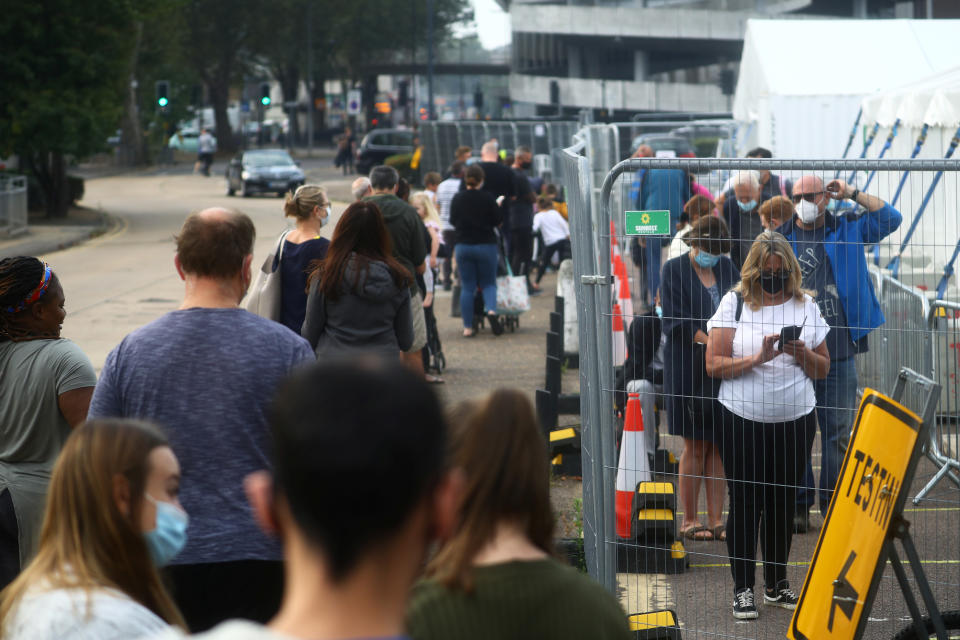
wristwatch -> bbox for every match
[850,189,860,201]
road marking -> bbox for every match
[616,572,676,617]
[691,559,960,568]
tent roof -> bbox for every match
[733,19,960,122]
[861,66,960,128]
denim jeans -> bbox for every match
[797,356,857,514]
[456,242,498,328]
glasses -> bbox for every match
[791,191,824,204]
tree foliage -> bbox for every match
[0,0,135,216]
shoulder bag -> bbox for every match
[244,229,291,321]
[688,292,742,419]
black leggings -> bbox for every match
[717,405,816,592]
[536,239,571,284]
[0,489,19,589]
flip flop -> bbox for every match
[425,374,445,384]
[712,525,727,541]
[680,525,714,541]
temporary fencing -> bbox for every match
[418,119,578,180]
[0,175,28,238]
[560,138,960,639]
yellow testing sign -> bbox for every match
[789,389,921,640]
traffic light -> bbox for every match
[260,82,271,106]
[156,80,169,108]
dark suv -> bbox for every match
[355,129,415,174]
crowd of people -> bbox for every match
[622,144,903,618]
[0,201,627,639]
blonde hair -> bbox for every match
[735,231,813,310]
[0,420,186,631]
[284,185,328,220]
[410,193,441,227]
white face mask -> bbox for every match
[796,199,821,224]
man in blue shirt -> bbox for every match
[630,150,691,305]
[780,175,902,532]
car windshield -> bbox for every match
[244,151,294,167]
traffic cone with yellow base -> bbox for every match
[615,392,650,538]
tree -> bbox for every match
[181,0,263,153]
[0,0,136,217]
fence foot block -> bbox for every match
[616,540,688,575]
[629,609,682,640]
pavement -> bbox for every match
[6,151,957,640]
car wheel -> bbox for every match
[241,181,251,197]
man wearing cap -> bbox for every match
[779,176,901,533]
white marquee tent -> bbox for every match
[733,19,960,160]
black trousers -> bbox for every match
[167,560,284,632]
[0,489,19,590]
[510,228,534,285]
[717,405,815,592]
[535,239,571,284]
[441,229,457,285]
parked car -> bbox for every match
[168,129,208,153]
[355,128,415,174]
[629,134,696,158]
[225,149,305,197]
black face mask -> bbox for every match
[759,271,790,295]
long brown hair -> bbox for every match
[0,420,186,630]
[427,389,555,591]
[308,201,411,300]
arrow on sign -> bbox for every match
[828,551,860,632]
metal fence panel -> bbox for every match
[0,175,28,238]
[566,153,960,639]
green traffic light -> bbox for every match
[158,97,169,107]
[261,96,270,106]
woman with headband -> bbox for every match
[0,257,96,588]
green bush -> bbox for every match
[693,137,720,158]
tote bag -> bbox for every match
[496,259,530,315]
[244,230,290,320]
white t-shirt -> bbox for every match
[667,225,692,261]
[435,177,461,230]
[6,584,170,640]
[533,209,570,246]
[707,291,828,423]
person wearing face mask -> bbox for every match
[0,258,97,588]
[721,170,766,270]
[88,209,315,632]
[661,216,739,543]
[276,185,332,335]
[715,148,791,208]
[0,419,187,638]
[706,231,830,620]
[780,175,902,534]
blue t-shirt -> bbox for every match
[792,227,854,360]
[88,308,314,564]
[280,237,329,334]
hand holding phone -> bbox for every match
[777,317,806,352]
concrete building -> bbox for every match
[496,0,955,119]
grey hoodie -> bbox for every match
[301,255,413,358]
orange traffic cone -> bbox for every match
[612,303,626,367]
[616,392,651,538]
[614,257,634,319]
[610,221,621,260]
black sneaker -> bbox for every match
[487,312,504,336]
[764,582,799,610]
[732,587,758,620]
[793,508,810,533]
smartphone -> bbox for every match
[777,317,806,351]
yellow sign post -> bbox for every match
[789,388,924,640]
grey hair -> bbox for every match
[351,177,372,201]
[731,170,761,191]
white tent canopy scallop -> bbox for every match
[733,19,960,159]
[861,66,960,128]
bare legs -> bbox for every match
[679,438,726,539]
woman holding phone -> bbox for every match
[705,231,829,621]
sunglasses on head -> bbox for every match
[761,270,792,278]
[791,191,824,204]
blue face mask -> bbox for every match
[738,199,757,212]
[694,250,720,269]
[143,495,189,567]
[655,305,663,319]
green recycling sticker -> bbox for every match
[625,210,671,236]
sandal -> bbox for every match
[712,525,727,541]
[680,525,715,541]
[462,329,476,338]
[425,373,445,384]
